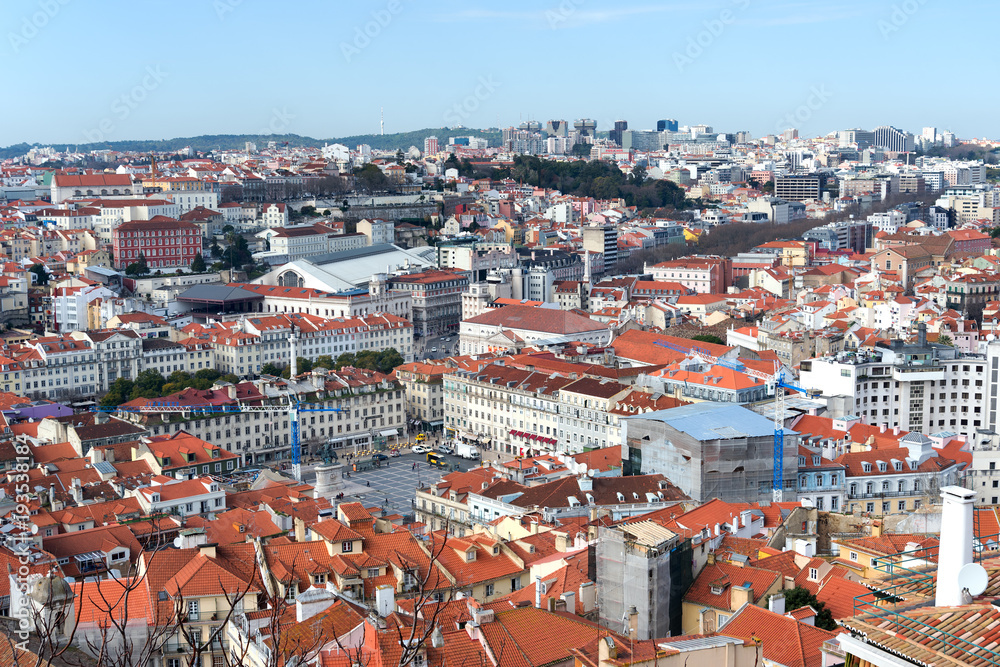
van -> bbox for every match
[426,452,446,467]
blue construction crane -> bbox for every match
[652,338,819,501]
[94,396,347,481]
[771,371,819,502]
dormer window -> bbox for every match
[798,456,806,466]
[878,462,886,472]
[616,492,625,502]
[909,460,917,470]
[893,461,902,471]
[493,545,500,555]
[809,567,818,580]
[813,456,821,466]
[862,462,872,472]
[466,550,475,562]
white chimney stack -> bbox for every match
[535,575,542,608]
[375,584,395,618]
[561,591,576,615]
[935,486,976,607]
[769,593,785,615]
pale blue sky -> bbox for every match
[2,0,994,146]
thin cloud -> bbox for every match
[437,4,699,27]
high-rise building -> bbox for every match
[610,120,628,146]
[774,175,821,202]
[839,129,875,149]
[582,224,618,271]
[423,135,439,155]
[518,120,542,132]
[656,119,678,132]
[922,127,937,143]
[545,120,568,137]
[872,126,915,153]
[574,118,597,139]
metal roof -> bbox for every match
[177,284,263,303]
[659,636,743,652]
[623,402,794,441]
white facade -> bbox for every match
[166,190,219,215]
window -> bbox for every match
[850,551,858,562]
[511,577,521,591]
[187,600,199,621]
[285,586,297,602]
[466,551,475,562]
[342,541,353,553]
[898,500,906,511]
[368,568,380,578]
[485,583,494,597]
[809,567,818,580]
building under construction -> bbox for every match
[621,403,799,503]
[596,519,692,639]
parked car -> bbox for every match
[415,433,427,442]
[411,444,430,454]
[371,453,389,462]
[437,443,454,454]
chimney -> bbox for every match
[535,575,542,608]
[93,411,106,425]
[599,636,617,664]
[199,543,218,559]
[227,384,237,399]
[627,605,638,639]
[880,423,887,433]
[295,587,336,623]
[70,478,82,505]
[554,533,569,552]
[918,321,927,347]
[730,584,753,611]
[375,584,395,617]
[706,551,716,565]
[769,593,785,615]
[936,486,976,607]
[579,581,596,613]
[430,625,444,649]
[892,426,900,436]
[870,520,882,538]
[561,591,576,615]
[48,483,56,507]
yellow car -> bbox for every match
[415,433,427,442]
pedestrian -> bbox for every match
[367,481,371,487]
[412,462,416,471]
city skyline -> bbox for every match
[2,0,997,146]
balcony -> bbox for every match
[892,365,944,382]
[848,489,918,500]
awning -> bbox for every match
[429,420,444,427]
[379,429,398,438]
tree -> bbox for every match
[29,263,48,286]
[315,355,334,370]
[691,334,726,346]
[261,362,284,377]
[221,224,235,234]
[630,163,647,187]
[190,253,206,273]
[130,369,165,400]
[353,163,390,193]
[936,333,953,347]
[777,587,837,631]
[125,253,149,276]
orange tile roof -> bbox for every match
[721,604,838,667]
[684,560,781,609]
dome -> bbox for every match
[29,570,74,606]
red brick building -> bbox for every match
[112,216,201,270]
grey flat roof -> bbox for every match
[623,402,793,440]
[177,284,263,303]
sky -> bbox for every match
[1,0,996,147]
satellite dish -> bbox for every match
[172,537,183,549]
[957,562,989,597]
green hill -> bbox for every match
[0,128,502,159]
